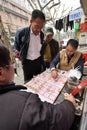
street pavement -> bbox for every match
[14,61,24,85]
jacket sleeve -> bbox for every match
[74,54,84,76]
[20,93,75,130]
[48,100,75,130]
[14,29,21,51]
[50,53,60,69]
[55,41,59,54]
[14,27,25,51]
[50,40,60,60]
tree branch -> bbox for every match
[42,0,53,10]
[37,0,42,10]
[27,0,35,10]
[50,2,60,9]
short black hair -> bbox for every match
[67,39,79,49]
[31,9,45,21]
[0,42,10,67]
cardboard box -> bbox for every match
[79,32,87,45]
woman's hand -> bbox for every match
[64,93,77,107]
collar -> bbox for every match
[0,82,27,94]
[65,50,74,59]
[30,27,40,36]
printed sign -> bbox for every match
[69,9,82,21]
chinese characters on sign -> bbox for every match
[69,9,82,21]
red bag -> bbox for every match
[80,23,87,32]
[71,79,87,96]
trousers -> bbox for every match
[22,57,42,83]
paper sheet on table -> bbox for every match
[24,70,69,104]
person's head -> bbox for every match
[0,43,14,84]
[30,9,45,35]
[45,27,54,42]
[66,39,79,57]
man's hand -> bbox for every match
[64,93,77,107]
[51,70,58,79]
[15,50,21,60]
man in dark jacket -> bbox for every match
[42,27,59,70]
[14,9,45,82]
[0,41,76,130]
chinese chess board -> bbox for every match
[25,70,69,104]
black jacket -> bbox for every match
[14,26,44,63]
[0,83,75,130]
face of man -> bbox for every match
[66,44,77,57]
[46,34,53,42]
[30,17,45,35]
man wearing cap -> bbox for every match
[42,27,59,70]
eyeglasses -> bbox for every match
[5,64,14,68]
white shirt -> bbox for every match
[26,29,42,60]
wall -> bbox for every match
[0,0,31,38]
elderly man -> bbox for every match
[50,39,84,79]
[0,42,76,130]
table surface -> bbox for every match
[25,70,69,104]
